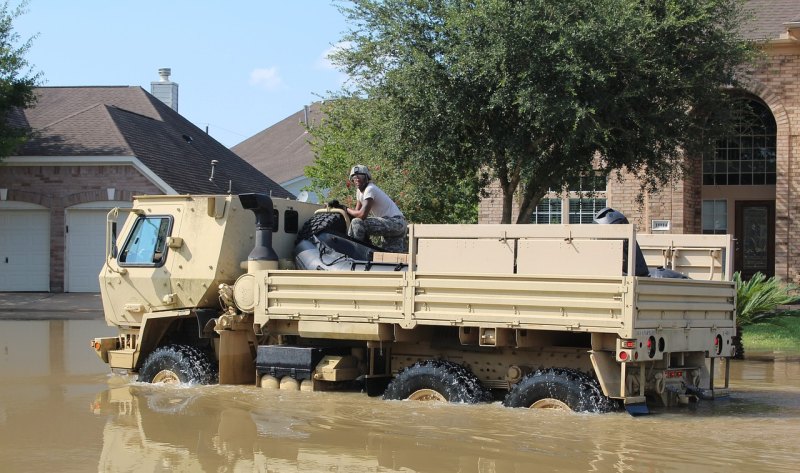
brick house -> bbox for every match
[480,0,800,281]
[233,102,323,203]
[0,70,292,293]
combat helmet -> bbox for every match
[349,164,371,181]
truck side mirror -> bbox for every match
[111,222,118,258]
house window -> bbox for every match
[569,198,607,224]
[704,97,776,186]
[531,198,562,224]
[530,173,607,224]
[702,200,727,234]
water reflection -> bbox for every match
[1,319,799,473]
[0,319,116,378]
[89,371,800,473]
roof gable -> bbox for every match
[22,103,131,156]
[12,86,293,198]
[25,86,160,129]
[232,103,322,184]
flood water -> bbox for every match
[1,318,799,473]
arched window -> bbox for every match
[704,97,776,185]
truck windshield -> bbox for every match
[119,216,172,266]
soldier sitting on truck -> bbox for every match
[344,164,407,252]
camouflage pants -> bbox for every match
[349,215,407,252]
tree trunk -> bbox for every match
[501,191,513,224]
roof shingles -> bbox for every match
[14,86,292,198]
[743,0,800,41]
[232,103,321,184]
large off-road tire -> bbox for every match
[137,344,218,385]
[383,360,492,403]
[296,212,347,243]
[502,368,614,413]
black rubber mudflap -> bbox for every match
[364,375,392,397]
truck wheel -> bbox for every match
[137,345,218,385]
[383,360,492,403]
[502,368,613,413]
[296,212,347,243]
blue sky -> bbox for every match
[13,0,351,147]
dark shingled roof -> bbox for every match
[232,102,322,184]
[743,0,800,41]
[14,86,293,198]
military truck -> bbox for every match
[91,193,736,415]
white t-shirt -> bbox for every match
[357,182,404,219]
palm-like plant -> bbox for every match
[735,272,799,326]
[732,271,799,358]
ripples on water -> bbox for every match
[0,319,798,472]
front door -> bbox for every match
[734,201,775,279]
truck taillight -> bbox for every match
[665,369,683,378]
[715,334,723,355]
[647,336,656,358]
[618,339,637,362]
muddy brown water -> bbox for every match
[0,319,798,473]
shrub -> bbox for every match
[734,272,800,327]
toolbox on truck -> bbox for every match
[255,346,350,381]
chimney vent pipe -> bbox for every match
[151,68,179,111]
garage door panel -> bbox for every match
[0,210,50,291]
[66,208,127,292]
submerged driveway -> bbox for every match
[0,292,103,320]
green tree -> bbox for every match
[0,0,39,161]
[306,96,482,223]
[325,0,756,223]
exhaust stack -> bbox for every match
[238,193,279,271]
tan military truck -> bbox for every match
[92,193,736,415]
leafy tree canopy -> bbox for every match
[306,96,483,223]
[0,0,39,161]
[313,0,756,223]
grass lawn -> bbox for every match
[741,312,800,354]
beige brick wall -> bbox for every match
[478,180,521,224]
[605,157,701,235]
[754,50,800,281]
[0,165,163,291]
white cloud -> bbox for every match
[249,67,282,90]
[316,41,352,70]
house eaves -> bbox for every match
[1,155,177,194]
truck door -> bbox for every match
[110,213,177,321]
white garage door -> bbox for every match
[0,204,50,292]
[66,203,130,292]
